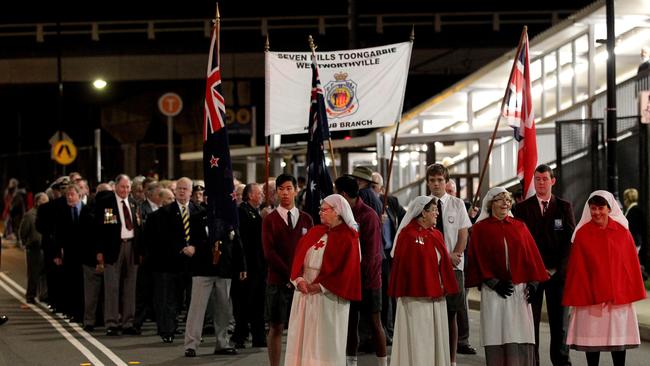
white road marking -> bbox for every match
[0,272,128,366]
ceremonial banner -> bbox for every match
[265,42,412,136]
[203,12,239,238]
[502,30,537,199]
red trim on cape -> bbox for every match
[388,220,458,298]
[563,220,646,306]
[291,224,362,301]
[465,216,549,287]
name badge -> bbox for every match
[447,216,455,224]
[302,227,308,235]
[554,219,563,230]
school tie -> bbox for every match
[287,211,293,229]
[436,199,444,236]
[122,200,133,231]
[542,200,549,216]
[181,205,190,244]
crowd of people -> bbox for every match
[1,162,647,366]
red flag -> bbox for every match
[502,30,537,199]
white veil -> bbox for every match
[390,195,436,257]
[572,190,627,242]
[476,187,511,222]
[323,194,358,231]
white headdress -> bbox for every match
[390,195,436,257]
[323,194,358,231]
[572,190,627,242]
[476,187,511,222]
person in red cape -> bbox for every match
[465,187,549,366]
[562,190,646,366]
[387,195,458,365]
[284,194,361,366]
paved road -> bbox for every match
[2,245,650,365]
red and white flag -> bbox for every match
[502,30,537,199]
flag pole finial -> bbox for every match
[410,25,415,42]
[216,4,220,21]
[265,34,270,52]
[308,35,317,55]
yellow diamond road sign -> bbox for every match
[52,140,77,165]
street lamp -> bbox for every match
[93,79,107,90]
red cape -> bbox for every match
[388,220,458,298]
[465,216,549,287]
[291,224,362,301]
[563,220,646,306]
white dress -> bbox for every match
[480,238,536,347]
[284,234,351,366]
[390,248,450,366]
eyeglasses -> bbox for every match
[319,206,334,213]
[493,198,513,204]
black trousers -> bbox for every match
[531,273,571,366]
[134,263,154,328]
[232,274,267,344]
[152,272,180,337]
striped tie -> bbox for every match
[181,205,190,244]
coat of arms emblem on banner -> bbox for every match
[324,72,359,118]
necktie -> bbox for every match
[122,200,134,231]
[181,205,190,244]
[72,206,79,224]
[436,199,445,236]
[287,211,293,229]
[542,200,549,216]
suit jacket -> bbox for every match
[36,196,67,259]
[140,199,156,225]
[95,193,142,265]
[513,194,575,276]
[145,201,203,273]
[53,203,96,266]
[238,201,265,278]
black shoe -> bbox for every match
[161,335,174,343]
[457,344,477,355]
[106,327,120,336]
[0,315,8,326]
[122,327,141,335]
[83,325,95,332]
[184,349,196,357]
[26,298,36,304]
[214,348,237,355]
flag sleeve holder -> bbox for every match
[471,26,528,210]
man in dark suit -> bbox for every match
[95,174,142,336]
[232,182,266,348]
[513,164,575,366]
[147,178,200,343]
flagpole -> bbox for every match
[264,34,271,206]
[308,35,338,179]
[382,26,415,214]
[471,26,528,210]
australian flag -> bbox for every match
[304,54,334,224]
[203,10,238,241]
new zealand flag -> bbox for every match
[203,13,238,241]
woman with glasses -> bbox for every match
[387,196,458,365]
[563,191,646,366]
[465,187,549,366]
[284,194,361,366]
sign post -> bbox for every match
[158,93,183,179]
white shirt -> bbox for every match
[433,193,472,271]
[176,200,190,215]
[147,198,159,212]
[116,193,135,239]
[276,205,299,229]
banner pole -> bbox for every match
[383,26,415,214]
[471,26,528,209]
[264,34,271,206]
